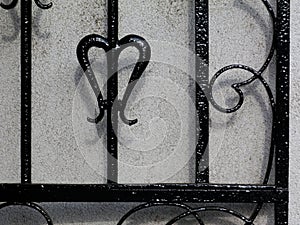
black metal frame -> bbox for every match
[0,0,289,224]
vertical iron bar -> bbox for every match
[275,0,289,224]
[275,0,289,189]
[21,0,32,184]
[107,0,118,47]
[275,201,288,225]
[107,0,119,183]
[195,0,209,183]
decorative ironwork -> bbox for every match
[0,0,18,10]
[117,203,254,225]
[76,0,151,183]
[0,0,52,9]
[0,0,289,224]
[0,202,53,225]
[208,2,276,222]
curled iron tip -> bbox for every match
[117,35,151,127]
[87,115,103,124]
[34,0,52,9]
[0,0,18,10]
[87,109,105,124]
[120,114,138,126]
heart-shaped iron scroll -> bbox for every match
[77,34,151,126]
[0,0,52,9]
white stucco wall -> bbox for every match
[289,0,300,224]
[0,0,298,224]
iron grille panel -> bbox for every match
[0,0,289,224]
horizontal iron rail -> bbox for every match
[0,184,287,203]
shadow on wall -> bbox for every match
[0,0,277,224]
[0,203,274,225]
[1,0,50,42]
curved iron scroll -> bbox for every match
[76,0,151,183]
[77,34,151,125]
[0,0,289,224]
[208,0,276,224]
[0,0,17,9]
[0,202,53,224]
[0,202,257,225]
[118,202,254,225]
[0,0,52,9]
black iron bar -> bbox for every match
[0,183,286,203]
[0,0,290,224]
[195,0,209,183]
[275,201,288,225]
[275,0,289,189]
[107,0,119,184]
[275,0,290,224]
[107,0,118,47]
[20,0,32,184]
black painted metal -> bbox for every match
[0,183,287,203]
[275,1,290,224]
[195,0,209,184]
[20,0,32,184]
[0,202,53,225]
[77,0,151,183]
[0,0,290,224]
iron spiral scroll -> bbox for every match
[0,0,287,224]
[208,0,276,223]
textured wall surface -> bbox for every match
[0,0,298,224]
[290,0,300,224]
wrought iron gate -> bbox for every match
[0,0,289,224]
